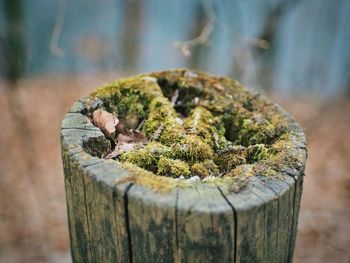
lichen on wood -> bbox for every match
[83,69,304,192]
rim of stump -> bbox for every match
[61,68,307,212]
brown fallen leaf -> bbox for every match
[115,121,132,137]
[92,109,119,139]
[105,141,135,159]
[105,129,148,159]
[92,109,149,159]
[116,123,148,144]
[131,131,148,144]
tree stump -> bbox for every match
[61,69,307,263]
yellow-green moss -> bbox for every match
[85,69,304,192]
[119,162,179,192]
[172,134,214,162]
[247,144,275,163]
[184,106,219,147]
[119,142,172,171]
[216,145,247,172]
[191,160,219,178]
[157,157,191,178]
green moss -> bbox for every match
[157,157,191,178]
[184,106,219,147]
[119,142,172,171]
[247,144,274,163]
[142,96,183,140]
[119,162,179,192]
[216,145,248,172]
[191,160,219,178]
[172,134,214,162]
[85,69,304,192]
[90,75,162,101]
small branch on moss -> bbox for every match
[170,89,179,107]
[152,125,164,140]
[136,119,145,132]
[173,0,216,57]
[190,110,201,134]
[153,125,164,140]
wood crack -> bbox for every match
[248,188,267,261]
[123,183,134,263]
[81,160,104,168]
[288,177,299,261]
[111,190,121,262]
[174,188,179,253]
[62,127,100,131]
[217,186,237,263]
[81,173,93,262]
[265,184,280,263]
[279,178,295,259]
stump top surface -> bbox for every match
[61,69,307,211]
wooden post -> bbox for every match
[61,70,307,263]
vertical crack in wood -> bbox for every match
[65,160,75,261]
[286,175,298,262]
[111,190,121,262]
[248,189,267,261]
[217,186,237,263]
[123,183,134,263]
[265,185,280,263]
[174,188,179,253]
[278,177,295,263]
[81,173,93,262]
[209,204,215,261]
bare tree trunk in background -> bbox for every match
[120,0,142,71]
[186,1,214,69]
[253,0,303,90]
[1,0,26,82]
[1,0,47,248]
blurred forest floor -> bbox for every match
[0,74,349,263]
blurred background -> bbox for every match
[0,0,349,262]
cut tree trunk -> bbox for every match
[61,71,306,263]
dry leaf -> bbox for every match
[92,110,149,159]
[105,130,148,159]
[117,133,134,143]
[92,109,119,139]
[115,121,132,137]
[105,141,135,159]
[170,89,179,106]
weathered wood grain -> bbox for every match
[83,161,130,262]
[175,185,236,263]
[248,176,279,263]
[61,85,306,263]
[218,183,265,262]
[126,184,177,263]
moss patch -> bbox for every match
[86,69,304,192]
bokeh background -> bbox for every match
[0,0,349,262]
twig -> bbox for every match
[50,0,66,57]
[190,110,201,134]
[170,89,179,107]
[174,0,216,57]
[152,125,164,140]
[136,119,145,132]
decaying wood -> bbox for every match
[61,75,306,263]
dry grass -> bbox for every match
[0,75,349,262]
